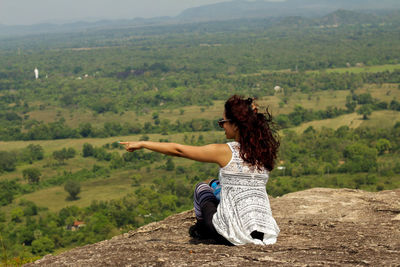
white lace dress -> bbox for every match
[212,141,280,245]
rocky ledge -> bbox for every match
[26,188,400,266]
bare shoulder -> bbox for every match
[205,143,230,149]
[202,143,231,153]
[204,143,232,167]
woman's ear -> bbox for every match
[233,124,240,139]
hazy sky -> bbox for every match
[0,0,231,25]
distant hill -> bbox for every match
[0,17,174,38]
[177,0,400,21]
[272,9,385,28]
[1,0,400,38]
[318,9,380,25]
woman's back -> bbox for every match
[212,141,280,245]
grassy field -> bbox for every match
[0,174,135,220]
[323,64,400,74]
[3,81,400,183]
[0,131,224,153]
[26,102,224,128]
[18,172,136,212]
[3,106,399,215]
[0,152,203,220]
[359,110,400,128]
[245,64,400,76]
[24,78,400,128]
[0,131,223,181]
[355,83,400,102]
[15,63,400,132]
[291,110,400,134]
[0,128,223,220]
[291,113,363,133]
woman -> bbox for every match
[120,95,280,245]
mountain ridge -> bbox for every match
[1,0,400,37]
[177,0,400,21]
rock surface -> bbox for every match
[26,188,400,266]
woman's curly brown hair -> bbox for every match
[224,95,280,171]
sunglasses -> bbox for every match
[218,118,231,128]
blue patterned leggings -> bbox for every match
[193,182,231,243]
[194,182,219,221]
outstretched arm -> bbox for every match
[119,141,231,167]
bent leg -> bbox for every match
[192,182,232,245]
[193,182,218,221]
[201,201,232,245]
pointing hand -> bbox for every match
[118,141,142,152]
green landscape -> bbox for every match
[1,7,400,265]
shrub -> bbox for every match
[64,180,81,200]
[82,143,94,157]
[53,147,76,164]
[0,151,17,172]
[23,168,41,184]
[11,207,24,222]
[31,237,55,256]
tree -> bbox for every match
[23,168,41,184]
[93,147,112,161]
[53,147,76,164]
[82,143,94,157]
[110,152,124,169]
[356,93,374,104]
[165,158,175,171]
[357,104,373,120]
[345,95,357,112]
[0,189,14,206]
[86,212,113,238]
[0,210,5,222]
[376,139,391,155]
[140,135,150,141]
[0,180,20,206]
[60,93,76,107]
[11,207,24,222]
[0,151,17,172]
[22,200,38,216]
[342,143,377,172]
[79,123,94,137]
[64,180,81,200]
[275,114,291,128]
[390,100,400,111]
[21,144,44,163]
[31,236,55,255]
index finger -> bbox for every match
[118,142,129,144]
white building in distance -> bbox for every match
[34,68,39,80]
[274,86,283,93]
